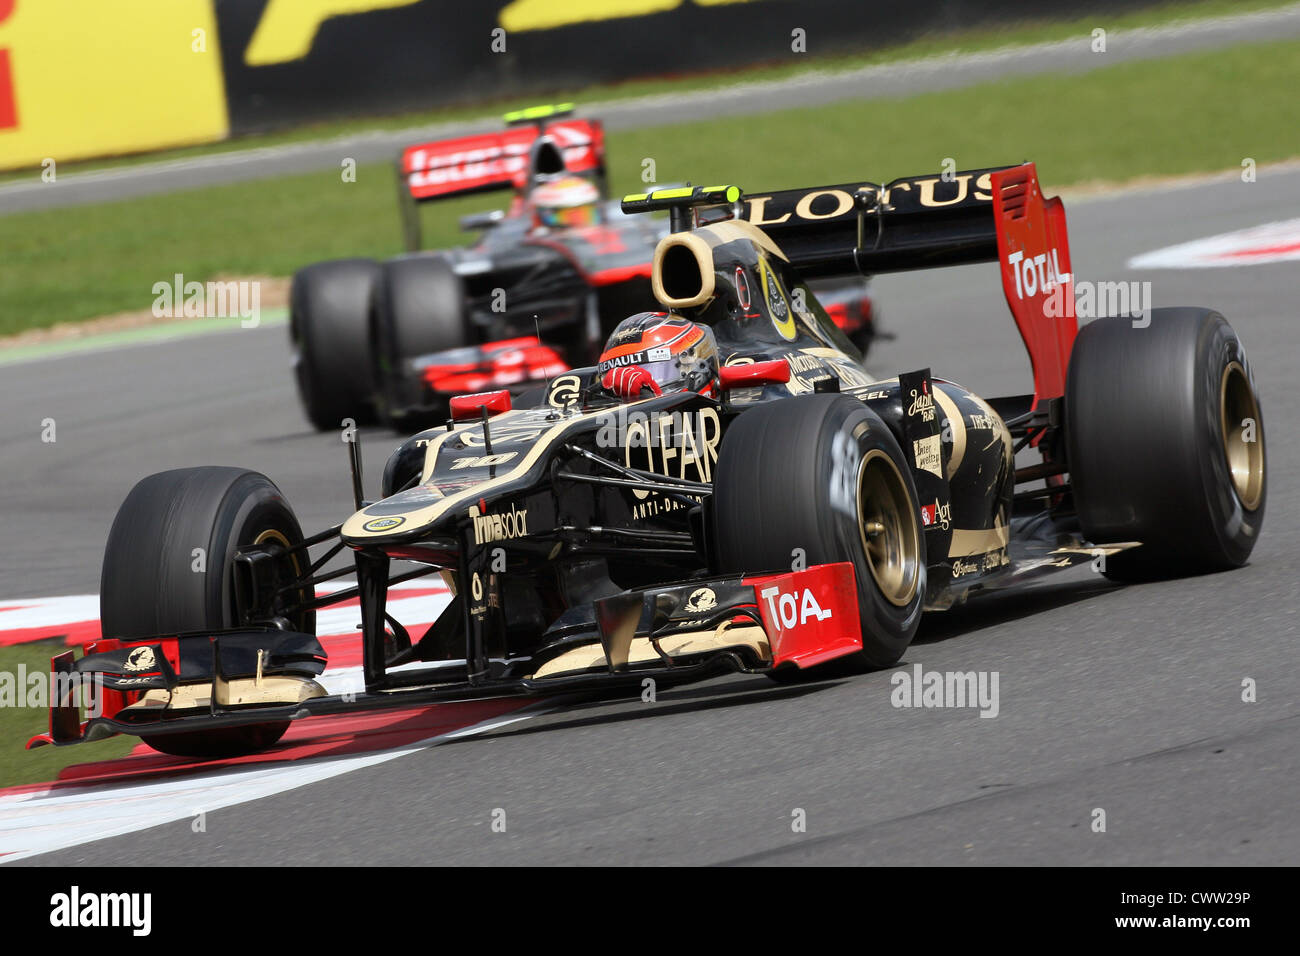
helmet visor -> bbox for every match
[539,204,599,228]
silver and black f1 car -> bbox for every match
[289,105,876,432]
[32,165,1265,757]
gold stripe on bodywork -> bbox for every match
[531,623,771,679]
[695,220,790,262]
[119,676,327,714]
[948,523,1010,557]
[965,390,1014,470]
[932,383,967,480]
[795,346,858,360]
[343,405,622,541]
[418,426,459,484]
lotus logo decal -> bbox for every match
[363,516,406,532]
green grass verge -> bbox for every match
[0,642,136,788]
[3,33,1300,337]
[0,0,1291,183]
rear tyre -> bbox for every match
[371,255,470,431]
[1066,309,1266,580]
[712,395,926,677]
[101,467,314,756]
[290,258,379,431]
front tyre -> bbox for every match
[712,395,926,674]
[1066,309,1266,579]
[101,467,314,756]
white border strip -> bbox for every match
[0,701,549,862]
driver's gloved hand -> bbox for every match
[602,365,662,399]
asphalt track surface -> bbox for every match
[4,165,1297,865]
[3,4,1300,213]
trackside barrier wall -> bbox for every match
[1,0,1168,170]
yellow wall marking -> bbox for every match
[245,0,421,67]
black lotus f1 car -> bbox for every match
[288,105,876,432]
[32,165,1265,757]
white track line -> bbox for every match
[0,702,548,862]
[0,580,451,645]
[1,584,454,725]
[1128,217,1300,269]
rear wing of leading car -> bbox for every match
[395,105,607,250]
[739,164,1075,406]
[625,164,1075,408]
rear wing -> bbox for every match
[740,168,1003,276]
[396,108,606,250]
[736,165,1074,404]
[637,165,1072,406]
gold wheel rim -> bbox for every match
[1219,362,1263,511]
[254,528,292,553]
[252,528,310,630]
[856,449,921,607]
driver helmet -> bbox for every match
[598,313,720,399]
[531,175,602,229]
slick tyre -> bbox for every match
[1066,309,1266,580]
[101,467,314,757]
[290,258,380,431]
[371,255,470,431]
[713,395,926,677]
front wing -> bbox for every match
[28,563,863,748]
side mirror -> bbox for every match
[450,390,512,422]
[459,209,506,232]
[719,359,791,390]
